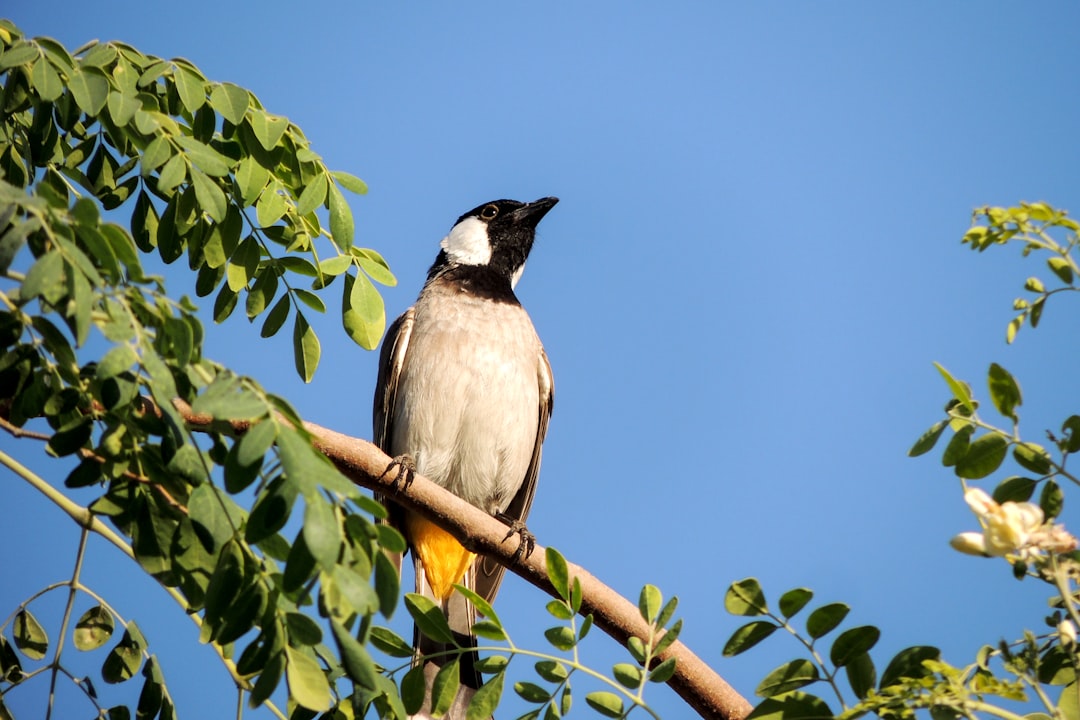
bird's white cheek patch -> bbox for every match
[441,216,492,266]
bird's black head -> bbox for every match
[429,197,558,285]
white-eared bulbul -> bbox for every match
[373,197,557,719]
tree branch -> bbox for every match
[175,402,754,720]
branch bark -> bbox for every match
[174,403,753,720]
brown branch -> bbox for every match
[2,397,750,718]
[173,404,753,720]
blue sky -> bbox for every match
[4,2,1080,717]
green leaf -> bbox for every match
[1041,479,1064,520]
[330,170,368,195]
[174,136,232,177]
[585,691,624,718]
[237,419,276,467]
[107,90,140,126]
[544,626,577,651]
[189,168,227,223]
[955,433,1008,479]
[96,343,138,380]
[846,652,876,699]
[724,578,768,616]
[261,293,291,338]
[1063,416,1080,454]
[354,247,397,286]
[226,236,261,292]
[22,249,65,303]
[779,588,813,619]
[993,476,1037,504]
[722,621,778,657]
[546,547,570,600]
[373,551,401,619]
[908,420,948,457]
[746,691,834,720]
[650,657,677,683]
[102,638,142,683]
[1060,682,1080,720]
[157,153,187,192]
[613,662,643,689]
[467,670,504,720]
[285,613,324,648]
[934,362,974,413]
[235,156,269,205]
[341,272,385,350]
[303,497,341,571]
[1014,442,1053,475]
[327,179,354,250]
[330,619,378,690]
[879,646,939,687]
[47,416,93,457]
[404,594,455,645]
[14,610,48,660]
[296,173,328,217]
[805,603,849,639]
[70,67,110,115]
[639,584,662,624]
[987,363,1022,421]
[30,57,64,100]
[756,659,819,698]
[369,626,413,658]
[453,584,501,629]
[292,312,321,382]
[249,649,284,708]
[188,484,234,553]
[431,658,462,717]
[256,182,288,227]
[1048,256,1074,284]
[284,646,332,712]
[941,425,974,468]
[249,110,289,151]
[401,665,426,715]
[172,62,206,114]
[0,43,39,69]
[829,625,880,668]
[319,255,353,277]
[209,82,249,124]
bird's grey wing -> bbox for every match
[476,346,555,604]
[372,307,415,573]
[373,307,415,454]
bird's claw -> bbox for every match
[496,514,536,562]
[380,454,416,491]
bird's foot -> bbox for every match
[380,454,416,491]
[495,513,536,561]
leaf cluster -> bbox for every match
[385,547,676,719]
[962,202,1080,343]
[0,19,393,386]
[0,23,412,718]
[723,578,939,719]
[1,595,176,720]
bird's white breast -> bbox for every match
[391,288,541,513]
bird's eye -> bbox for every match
[480,205,499,220]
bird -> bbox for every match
[373,196,558,718]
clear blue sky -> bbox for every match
[4,2,1080,717]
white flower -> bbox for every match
[950,531,991,556]
[960,488,1044,557]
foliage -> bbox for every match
[0,23,673,719]
[0,19,404,719]
[724,202,1080,720]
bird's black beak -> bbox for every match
[511,196,559,228]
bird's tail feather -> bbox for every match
[410,557,487,719]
